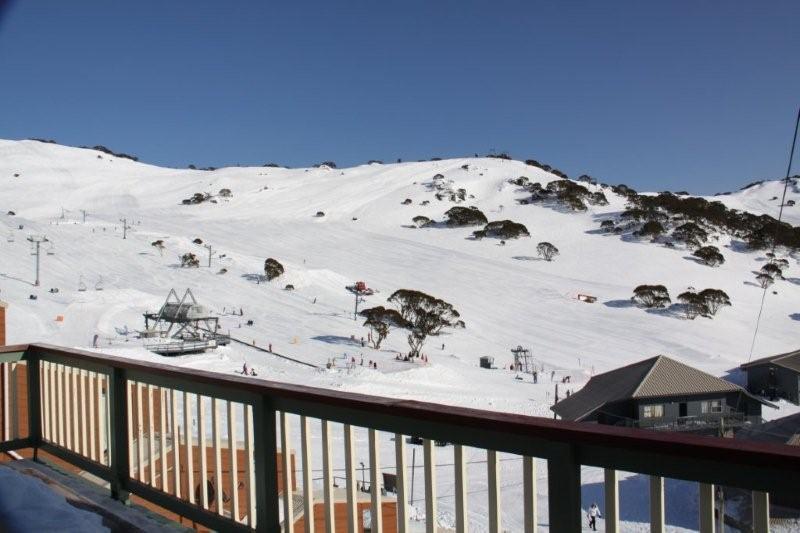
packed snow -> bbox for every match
[1,139,798,531]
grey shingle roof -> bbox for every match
[552,355,742,421]
[741,349,800,374]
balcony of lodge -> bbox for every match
[0,342,798,532]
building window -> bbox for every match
[643,404,664,418]
[701,400,723,414]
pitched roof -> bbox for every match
[740,349,800,374]
[552,355,743,421]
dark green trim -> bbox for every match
[0,351,25,364]
[126,480,252,533]
[0,437,32,452]
[254,395,280,532]
[273,396,562,458]
[26,355,42,452]
[126,368,255,404]
[547,445,582,533]
[109,367,130,504]
[37,352,110,374]
[39,442,112,482]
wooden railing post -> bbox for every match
[547,445,581,533]
[109,367,130,504]
[253,395,280,533]
[650,476,664,533]
[26,354,42,457]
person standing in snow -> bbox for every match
[587,503,601,531]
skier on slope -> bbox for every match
[587,502,602,531]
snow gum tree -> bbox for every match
[264,258,284,281]
[180,252,200,267]
[388,289,464,358]
[536,242,559,261]
[632,285,671,308]
[671,222,708,249]
[698,288,731,316]
[359,306,409,349]
[692,246,724,267]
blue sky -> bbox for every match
[0,1,797,194]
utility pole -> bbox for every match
[27,235,48,286]
[354,293,365,321]
[203,244,215,267]
[119,218,131,239]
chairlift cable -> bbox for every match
[747,107,800,363]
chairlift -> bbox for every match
[46,242,56,255]
[78,275,87,292]
[95,276,104,291]
[6,233,14,243]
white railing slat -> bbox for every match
[171,389,181,498]
[41,362,50,442]
[698,483,715,533]
[198,395,209,509]
[454,444,467,533]
[245,405,256,527]
[424,439,437,533]
[604,468,618,533]
[228,400,239,522]
[369,429,383,533]
[523,456,538,533]
[301,416,314,533]
[184,392,195,504]
[344,424,357,533]
[212,398,223,516]
[148,384,156,486]
[159,387,168,491]
[281,411,294,533]
[79,370,88,456]
[88,372,97,461]
[753,491,770,532]
[395,434,408,533]
[137,381,145,482]
[322,420,335,533]
[487,450,501,533]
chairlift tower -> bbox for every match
[119,217,131,239]
[203,244,216,267]
[511,345,534,374]
[346,281,375,320]
[27,235,48,286]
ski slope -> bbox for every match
[0,139,798,531]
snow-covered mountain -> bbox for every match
[1,138,798,405]
[2,138,798,531]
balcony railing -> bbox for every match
[1,343,798,532]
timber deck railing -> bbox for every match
[1,343,799,532]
